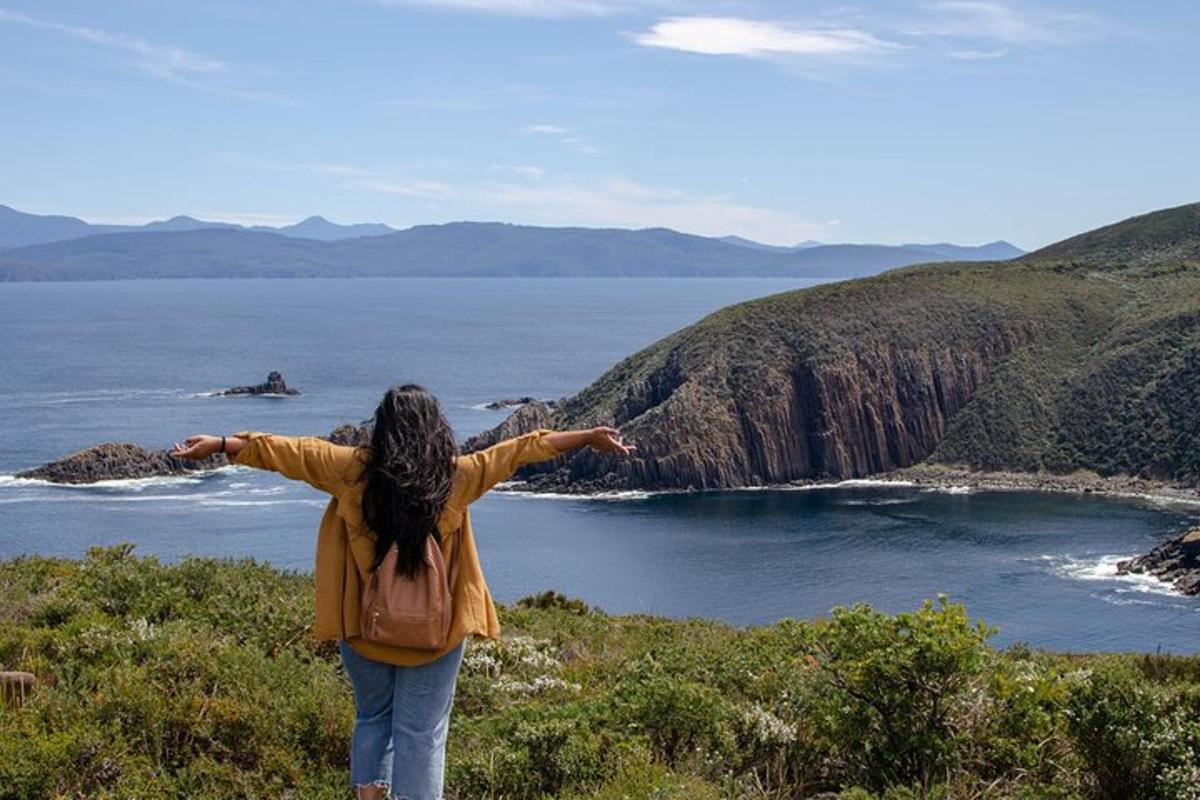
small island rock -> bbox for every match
[16,443,227,485]
[216,371,300,396]
[484,396,550,411]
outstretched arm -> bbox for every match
[455,427,634,505]
[172,432,358,494]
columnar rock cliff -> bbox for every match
[479,203,1200,492]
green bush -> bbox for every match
[608,659,737,769]
[799,597,993,791]
[1066,660,1200,800]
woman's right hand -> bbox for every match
[171,435,223,460]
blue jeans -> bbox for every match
[339,640,466,800]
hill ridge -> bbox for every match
[470,201,1200,491]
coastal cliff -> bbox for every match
[483,202,1200,492]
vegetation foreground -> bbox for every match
[1,547,1198,799]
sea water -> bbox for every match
[0,278,1195,652]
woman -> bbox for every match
[171,384,633,800]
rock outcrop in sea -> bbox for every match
[215,371,300,396]
[16,443,227,484]
[474,202,1200,493]
[483,397,558,411]
[1117,529,1200,596]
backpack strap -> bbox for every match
[447,525,463,593]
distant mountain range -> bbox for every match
[0,204,397,249]
[0,204,1023,281]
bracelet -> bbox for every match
[219,436,226,454]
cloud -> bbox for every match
[228,154,831,244]
[308,163,375,178]
[523,123,568,134]
[0,8,291,105]
[477,177,832,244]
[631,16,901,58]
[372,0,663,18]
[948,47,1010,60]
[342,178,453,198]
[522,124,601,155]
[490,164,547,179]
[911,1,1105,46]
[0,9,224,73]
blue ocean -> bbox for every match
[0,278,1196,652]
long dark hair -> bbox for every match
[359,384,457,577]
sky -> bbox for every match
[1,1,1197,248]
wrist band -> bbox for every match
[220,436,226,454]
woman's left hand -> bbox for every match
[588,427,636,456]
[171,435,223,460]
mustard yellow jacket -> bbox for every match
[231,429,561,666]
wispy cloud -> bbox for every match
[910,1,1109,46]
[0,8,292,105]
[630,3,1113,70]
[231,154,830,243]
[304,162,452,198]
[477,176,833,244]
[490,164,547,179]
[523,123,568,134]
[949,47,1010,60]
[372,0,667,18]
[349,178,454,197]
[632,16,901,58]
[522,124,601,155]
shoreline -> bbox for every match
[499,467,1200,507]
[883,465,1200,507]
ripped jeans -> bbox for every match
[339,640,466,800]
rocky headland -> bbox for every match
[214,371,300,396]
[15,443,227,484]
[471,202,1200,496]
[1117,528,1200,596]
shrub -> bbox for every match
[608,658,737,770]
[799,597,994,791]
[515,590,592,615]
[1066,660,1200,800]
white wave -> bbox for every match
[0,489,318,507]
[498,487,657,502]
[922,485,973,495]
[0,472,226,491]
[195,389,296,399]
[838,497,918,506]
[195,498,326,508]
[1049,554,1185,597]
[1108,491,1200,508]
[1,388,191,406]
[492,476,925,501]
[777,478,919,491]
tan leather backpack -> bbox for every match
[359,529,460,650]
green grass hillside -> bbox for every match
[494,202,1200,491]
[2,547,1198,799]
